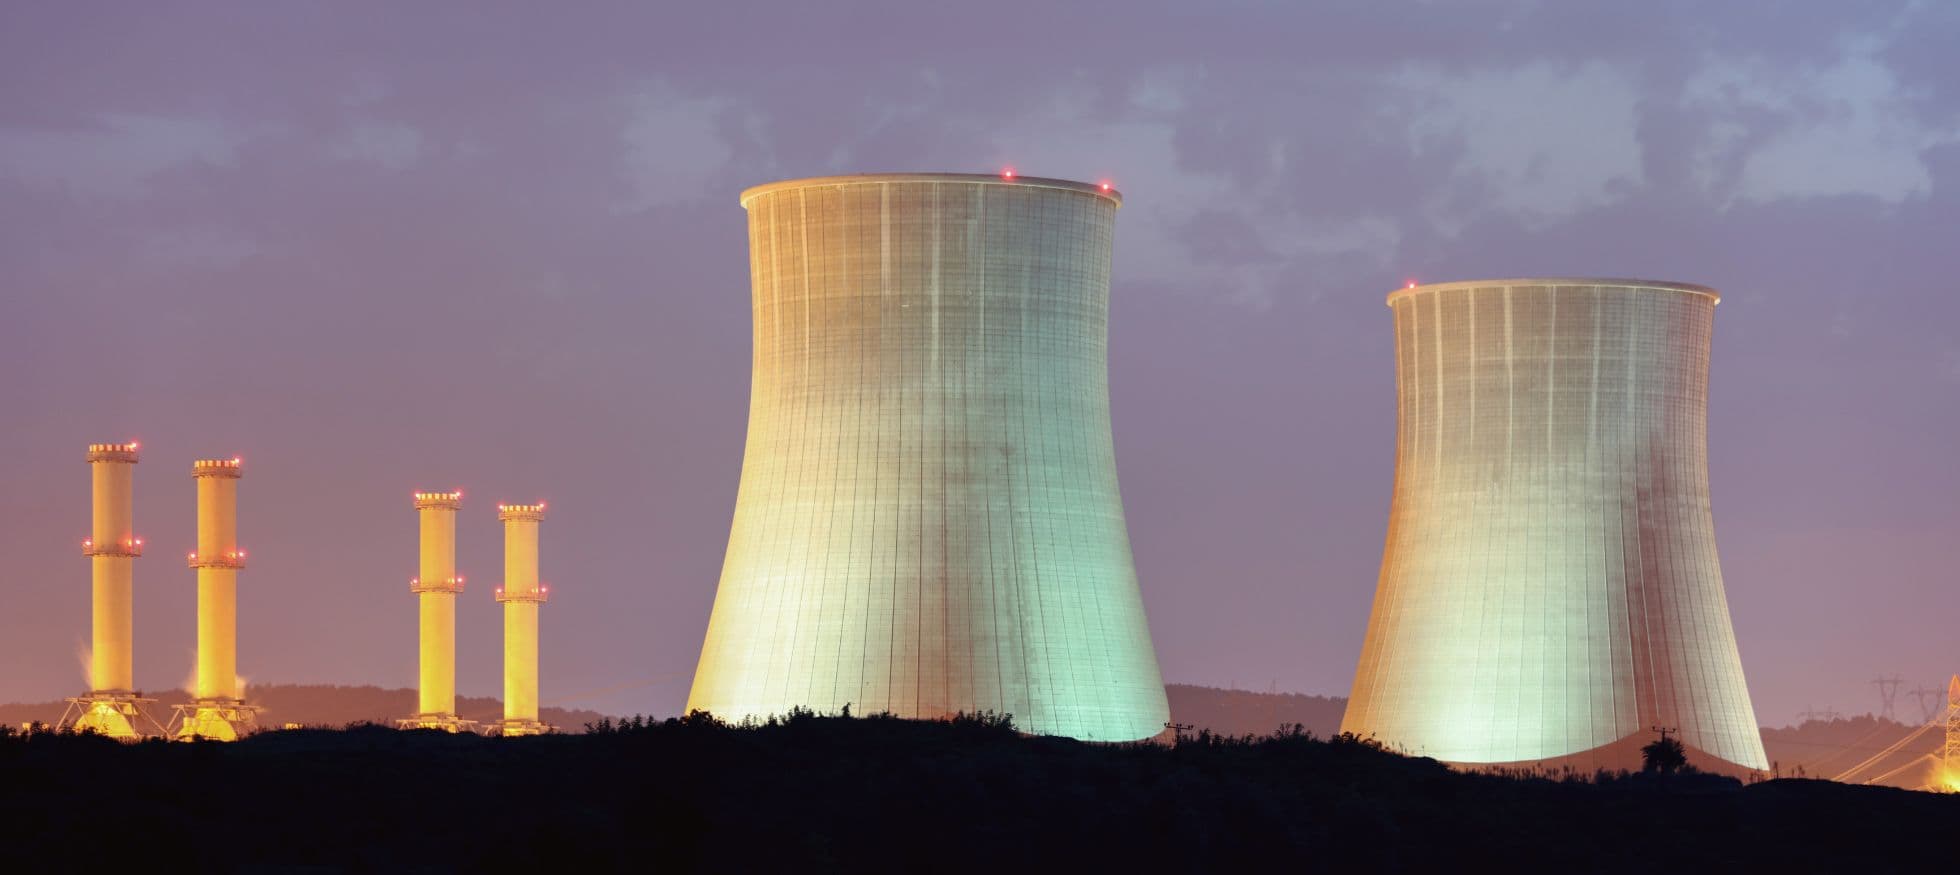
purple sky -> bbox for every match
[2,1,1955,726]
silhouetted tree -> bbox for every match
[1642,734,1688,773]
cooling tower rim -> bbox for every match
[1387,277,1720,306]
[741,172,1121,209]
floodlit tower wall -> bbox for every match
[1342,278,1768,773]
[410,492,463,720]
[174,457,258,741]
[190,459,243,701]
[496,503,549,735]
[85,443,141,694]
[689,172,1170,741]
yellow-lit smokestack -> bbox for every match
[63,442,155,739]
[173,458,259,741]
[495,502,550,736]
[403,490,469,731]
[86,443,140,693]
[190,459,243,699]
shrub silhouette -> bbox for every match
[1642,734,1689,773]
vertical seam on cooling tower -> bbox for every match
[976,184,1007,718]
[1086,198,1119,735]
[1545,286,1560,756]
[810,186,842,713]
[929,181,944,718]
[914,181,932,716]
[834,184,861,710]
[755,192,790,712]
[1497,285,1515,760]
[1624,289,1654,732]
[878,180,896,713]
[1587,288,1611,743]
[1017,191,1052,732]
[788,187,818,711]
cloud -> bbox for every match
[617,81,761,211]
[1686,40,1960,205]
[0,113,264,198]
[1394,61,1644,229]
[327,121,424,170]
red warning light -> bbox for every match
[1001,167,1016,180]
[1406,281,1417,289]
[1099,181,1112,192]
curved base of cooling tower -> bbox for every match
[1430,733,1767,779]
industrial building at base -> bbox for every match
[688,172,1170,742]
[1342,278,1768,775]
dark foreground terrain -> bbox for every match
[1,714,1951,873]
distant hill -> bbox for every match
[0,683,607,732]
[1761,715,1946,789]
[1166,684,1346,738]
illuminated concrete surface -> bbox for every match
[404,491,468,731]
[70,442,146,738]
[495,503,550,736]
[1343,278,1768,773]
[175,458,257,741]
[689,173,1169,741]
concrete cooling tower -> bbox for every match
[1342,278,1768,774]
[688,172,1169,741]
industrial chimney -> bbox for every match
[172,457,259,740]
[60,441,158,738]
[1341,278,1768,774]
[688,173,1170,741]
[401,490,470,731]
[494,502,550,736]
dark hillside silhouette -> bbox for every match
[0,712,1954,871]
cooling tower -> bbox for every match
[688,172,1169,741]
[1342,278,1767,774]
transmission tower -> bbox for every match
[1909,685,1944,723]
[1873,675,1904,721]
[1798,706,1842,724]
[1945,677,1959,785]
